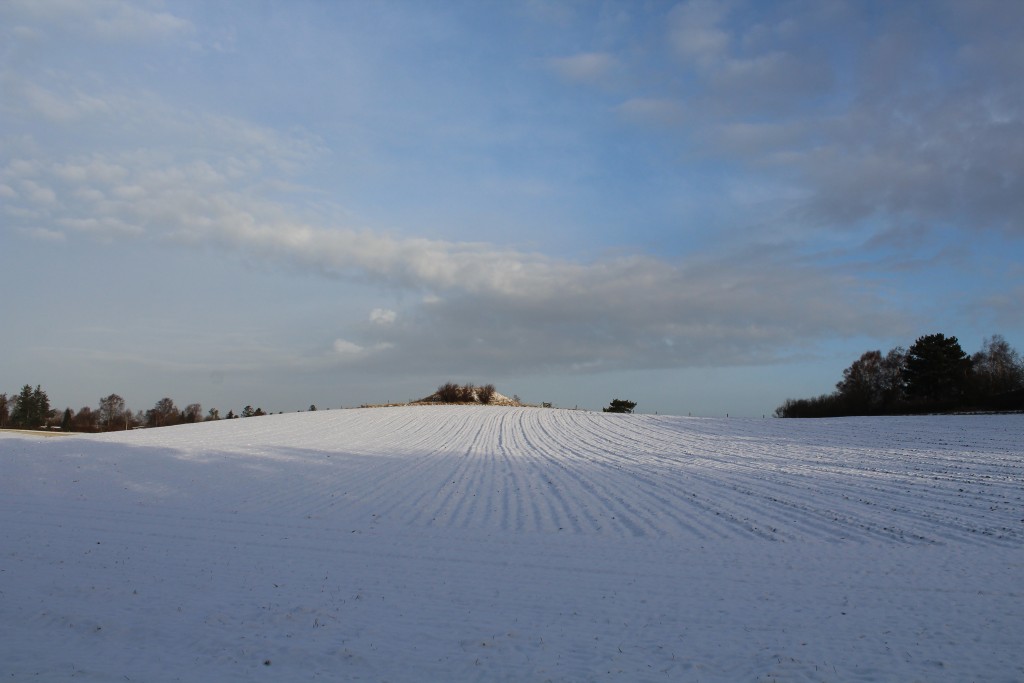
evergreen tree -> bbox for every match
[0,393,8,428]
[33,385,50,425]
[603,399,637,414]
[903,334,972,406]
[11,385,47,429]
[61,408,72,432]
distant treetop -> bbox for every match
[603,399,637,414]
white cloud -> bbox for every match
[709,51,831,104]
[370,308,397,325]
[21,83,110,123]
[22,180,56,204]
[5,133,900,373]
[1,0,193,42]
[24,227,66,242]
[93,3,192,42]
[548,52,619,85]
[59,216,143,238]
[668,0,731,68]
[332,339,363,355]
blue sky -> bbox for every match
[2,0,1022,418]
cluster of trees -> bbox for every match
[0,387,271,432]
[0,385,51,430]
[776,333,1024,418]
[433,382,498,404]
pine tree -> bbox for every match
[903,333,972,406]
[603,399,637,414]
[32,385,50,426]
[11,385,36,428]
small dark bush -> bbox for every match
[477,384,496,405]
[457,383,477,403]
[435,382,463,403]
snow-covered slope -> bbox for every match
[2,407,1022,681]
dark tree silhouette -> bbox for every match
[147,398,179,427]
[11,385,50,429]
[777,333,1023,416]
[72,406,98,432]
[183,403,203,423]
[98,393,127,431]
[972,335,1024,398]
[903,333,972,406]
[835,348,906,414]
[603,399,637,414]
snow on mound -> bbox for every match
[2,408,1022,682]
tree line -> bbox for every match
[776,333,1024,418]
[0,387,272,432]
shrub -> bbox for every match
[477,384,496,405]
[457,383,477,403]
[435,382,463,402]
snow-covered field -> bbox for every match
[2,407,1022,682]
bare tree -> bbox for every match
[98,393,127,431]
[147,398,179,427]
[457,383,476,402]
[477,384,496,405]
[972,334,1024,397]
[835,347,906,413]
[435,382,463,402]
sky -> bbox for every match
[2,0,1022,418]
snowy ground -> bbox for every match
[2,407,1022,682]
